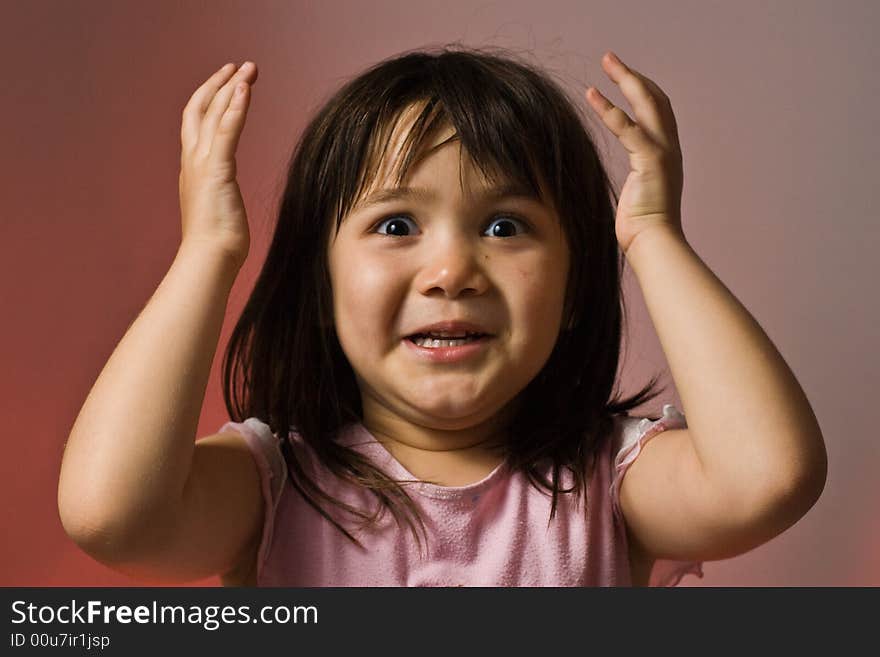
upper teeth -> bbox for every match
[413,335,477,348]
[423,331,478,338]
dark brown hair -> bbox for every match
[221,44,665,552]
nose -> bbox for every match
[416,230,489,298]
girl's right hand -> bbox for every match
[178,61,259,267]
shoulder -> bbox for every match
[611,405,703,559]
[218,418,289,501]
[607,407,710,585]
[614,403,775,566]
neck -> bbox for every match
[358,391,520,485]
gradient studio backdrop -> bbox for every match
[1,0,876,587]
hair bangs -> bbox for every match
[335,66,558,237]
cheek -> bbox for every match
[334,256,403,342]
[513,260,568,330]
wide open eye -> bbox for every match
[372,214,530,238]
[483,215,530,238]
[374,215,418,237]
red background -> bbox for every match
[1,0,876,586]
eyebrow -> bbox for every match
[354,182,542,210]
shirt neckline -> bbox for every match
[340,422,510,500]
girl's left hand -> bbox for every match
[585,51,685,255]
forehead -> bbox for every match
[357,101,496,198]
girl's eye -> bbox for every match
[374,215,418,237]
[372,214,529,238]
[483,215,529,238]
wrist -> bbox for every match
[175,240,246,287]
[623,222,689,264]
[177,239,247,274]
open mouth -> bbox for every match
[405,333,492,348]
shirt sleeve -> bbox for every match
[610,404,705,587]
[217,417,288,580]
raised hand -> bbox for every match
[178,61,259,266]
[585,51,684,255]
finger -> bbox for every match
[196,61,259,160]
[600,52,677,150]
[181,63,236,155]
[210,80,251,164]
[585,86,656,156]
[641,74,680,149]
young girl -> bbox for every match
[58,46,827,587]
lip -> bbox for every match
[404,320,493,339]
[403,335,493,363]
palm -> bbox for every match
[615,155,682,252]
[585,52,685,253]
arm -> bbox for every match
[586,52,826,562]
[58,244,244,556]
[58,60,262,573]
[626,225,827,509]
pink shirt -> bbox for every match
[218,404,703,587]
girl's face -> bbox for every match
[327,110,570,442]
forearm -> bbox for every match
[59,242,241,549]
[624,225,827,505]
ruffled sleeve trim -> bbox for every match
[218,417,288,584]
[610,404,705,587]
